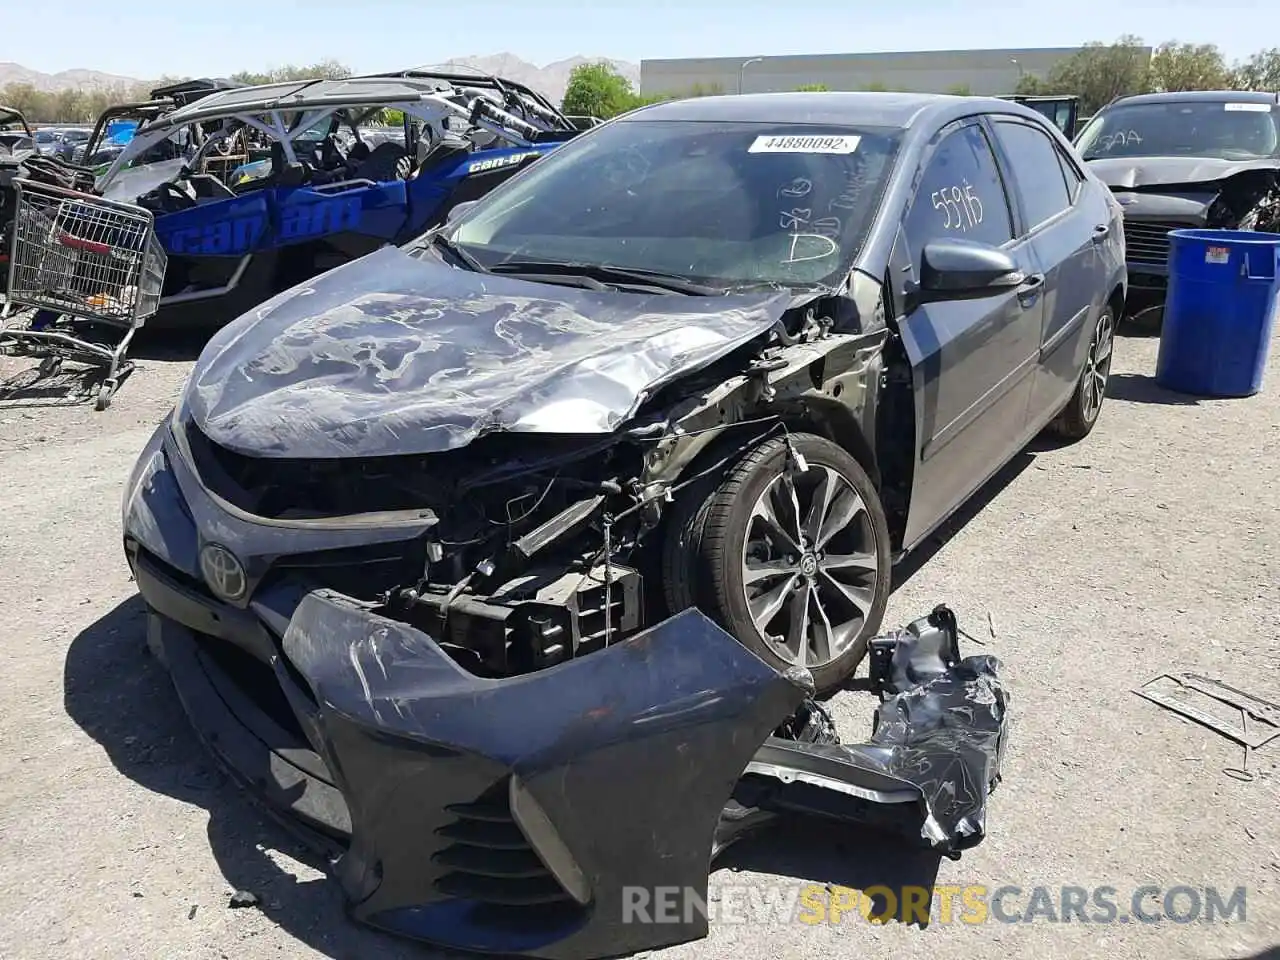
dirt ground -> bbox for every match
[0,319,1276,960]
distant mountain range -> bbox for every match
[0,54,642,104]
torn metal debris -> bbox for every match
[140,593,1005,959]
[1134,672,1280,781]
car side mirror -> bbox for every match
[445,199,479,224]
[918,237,1024,303]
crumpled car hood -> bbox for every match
[1087,155,1280,190]
[187,246,789,459]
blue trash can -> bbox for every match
[1157,229,1280,398]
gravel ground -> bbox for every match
[0,320,1277,960]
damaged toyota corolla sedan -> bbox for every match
[122,91,1116,958]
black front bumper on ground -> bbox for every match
[123,420,1011,960]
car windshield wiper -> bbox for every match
[488,259,723,296]
[429,233,488,273]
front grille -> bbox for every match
[432,779,575,906]
[1123,219,1192,267]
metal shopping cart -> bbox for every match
[1,177,167,410]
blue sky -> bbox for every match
[8,0,1277,78]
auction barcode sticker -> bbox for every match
[1224,102,1271,112]
[1205,246,1230,264]
[749,134,861,154]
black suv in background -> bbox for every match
[1076,90,1280,307]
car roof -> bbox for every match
[618,91,1048,130]
[1109,89,1280,107]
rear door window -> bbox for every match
[991,119,1072,233]
[1057,147,1084,203]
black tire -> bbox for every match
[1050,305,1115,441]
[662,432,891,697]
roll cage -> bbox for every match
[0,106,35,139]
[97,74,575,191]
[81,80,247,164]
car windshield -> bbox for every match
[1077,100,1280,161]
[35,130,57,143]
[446,118,903,289]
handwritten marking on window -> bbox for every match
[779,208,812,230]
[778,177,813,198]
[931,180,984,232]
[782,233,839,263]
[1097,130,1142,151]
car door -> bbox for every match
[987,116,1110,426]
[895,119,1047,549]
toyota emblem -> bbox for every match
[199,543,247,601]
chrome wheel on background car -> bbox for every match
[741,465,880,668]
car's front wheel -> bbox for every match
[1050,304,1114,440]
[663,433,891,697]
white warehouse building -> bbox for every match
[639,46,1138,98]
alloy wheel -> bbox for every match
[740,464,880,667]
[1081,311,1114,423]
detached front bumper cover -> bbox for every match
[158,592,1008,960]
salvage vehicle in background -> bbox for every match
[89,71,580,327]
[0,107,35,156]
[1,107,37,286]
[122,90,1112,958]
[73,78,247,171]
[999,94,1080,139]
[1077,89,1280,306]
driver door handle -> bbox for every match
[1016,273,1045,306]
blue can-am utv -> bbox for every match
[85,71,583,328]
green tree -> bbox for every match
[1149,41,1229,91]
[1041,35,1153,114]
[561,61,642,119]
[795,83,830,92]
[1,83,43,120]
[230,59,352,85]
[864,80,890,92]
[1012,74,1047,95]
[1231,47,1280,91]
[946,82,972,95]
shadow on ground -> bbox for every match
[1106,372,1204,406]
[130,328,213,363]
[1119,303,1164,338]
[716,819,943,926]
[63,596,436,960]
[0,360,106,409]
[890,447,1037,592]
[65,596,946,957]
[0,326,204,409]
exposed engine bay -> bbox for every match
[173,245,908,687]
[1204,169,1280,232]
[1091,157,1280,295]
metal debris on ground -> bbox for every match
[1133,672,1280,781]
